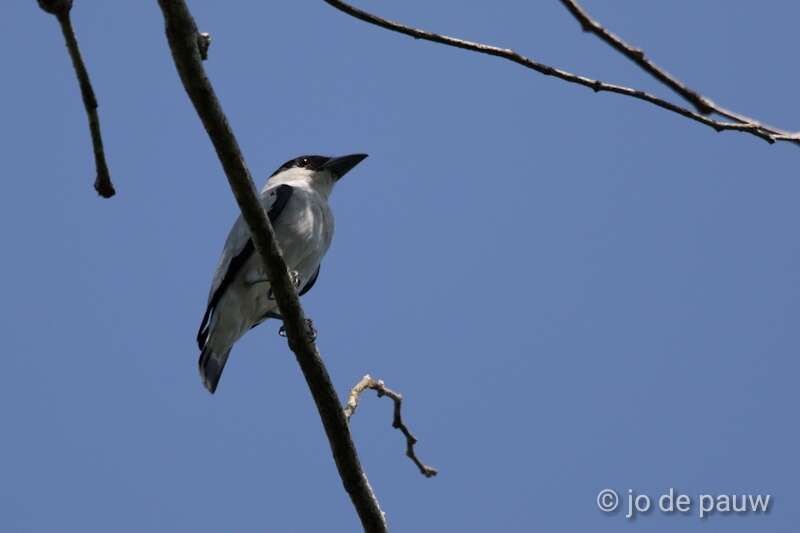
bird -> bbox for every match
[196,153,368,393]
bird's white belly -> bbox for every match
[208,190,333,352]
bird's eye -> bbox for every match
[297,157,309,167]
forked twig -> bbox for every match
[37,0,116,197]
[346,375,438,478]
[324,0,800,146]
[558,0,794,138]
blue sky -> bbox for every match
[2,1,799,532]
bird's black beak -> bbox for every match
[323,153,368,180]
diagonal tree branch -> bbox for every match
[345,375,438,478]
[323,0,800,146]
[155,1,386,531]
[558,0,794,138]
[37,0,116,197]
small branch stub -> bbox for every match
[198,32,211,60]
[346,375,438,478]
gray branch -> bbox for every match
[155,1,386,531]
[345,375,438,478]
[324,0,800,146]
[37,0,116,197]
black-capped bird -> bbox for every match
[197,154,367,393]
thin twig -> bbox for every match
[346,375,438,478]
[323,0,800,146]
[155,2,386,532]
[37,0,116,197]
[559,0,714,115]
[558,0,795,138]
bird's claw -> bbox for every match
[306,318,317,340]
[267,271,301,301]
[278,318,317,341]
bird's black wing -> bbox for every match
[197,184,293,349]
[299,265,320,296]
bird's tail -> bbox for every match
[198,346,231,394]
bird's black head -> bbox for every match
[271,155,329,176]
[270,154,368,180]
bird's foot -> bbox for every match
[278,318,317,341]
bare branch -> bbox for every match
[558,0,714,115]
[346,375,438,479]
[155,2,386,531]
[37,0,116,197]
[558,0,795,138]
[324,0,800,146]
